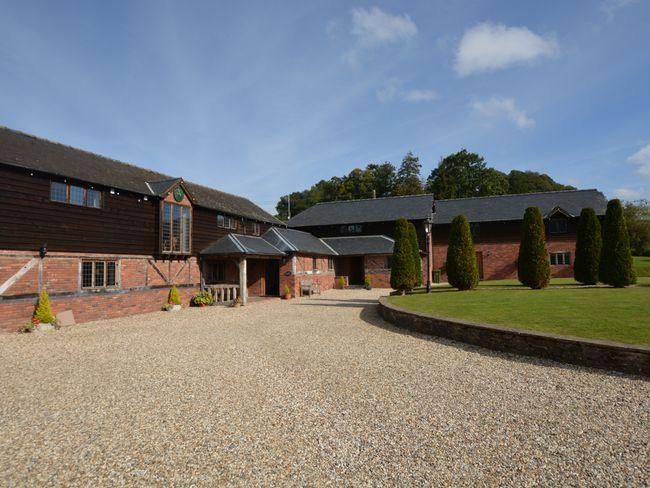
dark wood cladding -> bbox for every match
[431,219,579,245]
[0,165,277,256]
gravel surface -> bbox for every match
[1,289,648,486]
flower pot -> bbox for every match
[282,294,291,300]
[35,323,55,332]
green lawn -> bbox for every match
[388,277,650,345]
[634,256,650,277]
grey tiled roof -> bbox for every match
[287,194,434,227]
[0,126,283,225]
[263,228,337,256]
[200,234,285,256]
[321,236,395,256]
[432,189,608,224]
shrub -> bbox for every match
[337,276,346,289]
[17,321,35,333]
[33,287,56,324]
[408,222,422,287]
[364,274,373,290]
[517,207,550,289]
[191,291,214,307]
[390,218,415,293]
[574,208,602,285]
[167,285,181,305]
[446,215,479,290]
[283,284,292,296]
[600,199,636,287]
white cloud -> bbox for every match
[627,144,650,177]
[613,187,643,200]
[471,97,535,129]
[376,81,438,104]
[455,22,557,76]
[601,0,638,19]
[343,7,417,66]
[403,89,438,103]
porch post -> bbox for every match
[239,257,248,305]
[200,258,206,291]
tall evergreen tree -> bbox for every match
[517,207,551,289]
[600,199,636,287]
[390,218,415,293]
[574,208,602,285]
[446,215,479,290]
[407,222,422,287]
[393,152,423,196]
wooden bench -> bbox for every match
[301,279,321,297]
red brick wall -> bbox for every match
[278,255,336,298]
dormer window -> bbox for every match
[549,217,568,234]
[162,202,191,253]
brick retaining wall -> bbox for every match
[378,297,650,376]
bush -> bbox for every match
[574,208,602,285]
[167,285,181,305]
[17,321,35,333]
[408,222,422,287]
[337,276,346,289]
[446,215,479,290]
[390,218,416,293]
[284,284,292,296]
[33,287,56,324]
[517,207,550,289]
[364,274,373,290]
[600,199,636,287]
[191,291,214,307]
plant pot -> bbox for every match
[35,323,55,332]
[282,294,291,300]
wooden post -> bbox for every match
[239,257,247,305]
[200,258,206,291]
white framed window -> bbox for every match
[218,214,236,229]
[251,222,261,236]
[327,258,334,270]
[50,181,68,202]
[50,181,102,208]
[340,224,362,234]
[550,252,571,265]
[82,260,117,289]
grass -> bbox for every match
[634,256,650,277]
[389,277,650,345]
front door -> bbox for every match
[348,256,364,285]
[475,251,484,280]
[265,260,280,296]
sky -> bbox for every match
[1,0,649,213]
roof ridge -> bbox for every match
[436,189,599,202]
[311,193,434,206]
[322,235,392,240]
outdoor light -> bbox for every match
[39,243,47,259]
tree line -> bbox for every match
[276,149,576,220]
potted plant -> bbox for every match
[231,296,243,308]
[337,276,346,289]
[32,288,57,331]
[165,285,182,311]
[191,291,214,308]
[364,274,373,290]
[282,284,292,299]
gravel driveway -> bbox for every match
[0,289,648,486]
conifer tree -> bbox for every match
[390,218,415,293]
[446,215,479,290]
[600,199,636,287]
[574,208,602,285]
[168,285,182,305]
[33,287,56,324]
[408,222,422,287]
[517,207,551,289]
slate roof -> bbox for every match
[0,126,283,225]
[287,194,435,227]
[200,234,285,256]
[432,189,608,225]
[321,236,395,256]
[263,228,337,256]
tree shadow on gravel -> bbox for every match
[356,303,639,380]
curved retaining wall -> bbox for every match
[378,297,650,377]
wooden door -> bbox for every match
[475,251,484,280]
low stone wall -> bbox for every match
[378,297,650,376]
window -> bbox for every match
[327,258,334,270]
[162,202,191,253]
[208,262,226,283]
[218,214,236,229]
[550,252,571,265]
[385,256,393,269]
[312,257,318,272]
[251,222,261,236]
[82,260,117,289]
[50,181,102,208]
[549,218,568,234]
[340,224,362,234]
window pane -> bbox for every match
[217,215,224,227]
[313,258,318,271]
[50,182,68,202]
[94,262,105,287]
[172,204,181,252]
[162,203,172,252]
[70,185,85,206]
[87,189,101,208]
[82,262,93,288]
[182,207,191,253]
[106,262,116,286]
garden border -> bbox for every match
[378,297,650,376]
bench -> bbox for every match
[301,279,321,297]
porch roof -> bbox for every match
[200,234,285,257]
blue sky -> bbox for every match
[1,0,649,212]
